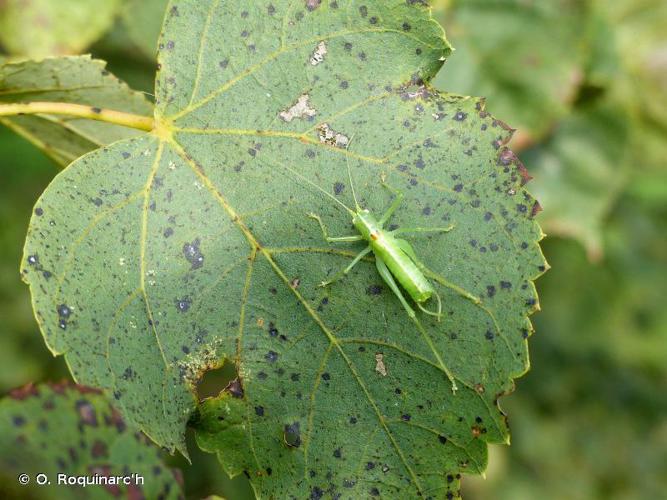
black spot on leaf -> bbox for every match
[265,351,279,362]
[57,304,71,318]
[284,422,301,447]
[183,239,204,270]
[175,298,191,312]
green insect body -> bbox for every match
[308,187,450,320]
[354,210,436,305]
[288,144,452,320]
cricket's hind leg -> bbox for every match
[375,258,415,319]
[391,225,455,236]
[416,290,443,321]
[394,238,481,307]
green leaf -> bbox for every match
[0,0,121,58]
[121,0,170,58]
[0,56,153,166]
[591,0,667,194]
[432,0,588,140]
[0,128,69,392]
[537,201,667,373]
[0,382,183,499]
[466,207,667,499]
[524,105,629,260]
[22,1,546,497]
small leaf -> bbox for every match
[433,0,587,140]
[0,382,183,499]
[525,105,628,260]
[22,1,546,497]
[121,0,170,58]
[0,0,121,58]
[0,56,153,166]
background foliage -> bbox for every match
[0,0,665,499]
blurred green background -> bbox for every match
[0,1,665,499]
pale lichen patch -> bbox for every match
[279,94,317,122]
[309,41,328,65]
[178,340,225,387]
[318,123,349,148]
[375,353,387,377]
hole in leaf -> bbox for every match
[196,361,238,400]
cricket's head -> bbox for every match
[352,209,381,240]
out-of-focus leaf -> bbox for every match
[464,205,667,499]
[433,0,587,140]
[465,359,667,500]
[596,0,667,122]
[0,128,68,392]
[588,1,667,202]
[0,382,183,499]
[21,1,546,498]
[0,56,153,166]
[89,25,162,95]
[525,106,629,259]
[0,0,121,58]
[121,0,169,58]
[533,205,667,371]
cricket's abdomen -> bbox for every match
[370,232,434,303]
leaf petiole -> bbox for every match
[0,101,154,132]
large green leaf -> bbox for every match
[0,0,121,58]
[22,1,545,497]
[0,382,183,499]
[0,56,153,166]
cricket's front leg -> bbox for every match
[379,178,405,226]
[308,213,363,243]
[319,246,372,287]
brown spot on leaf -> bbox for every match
[516,161,533,185]
[306,0,321,10]
[225,378,244,398]
[531,200,543,218]
[76,400,98,426]
[9,383,39,400]
[91,439,109,458]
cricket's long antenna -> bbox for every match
[345,135,361,210]
[269,158,354,215]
